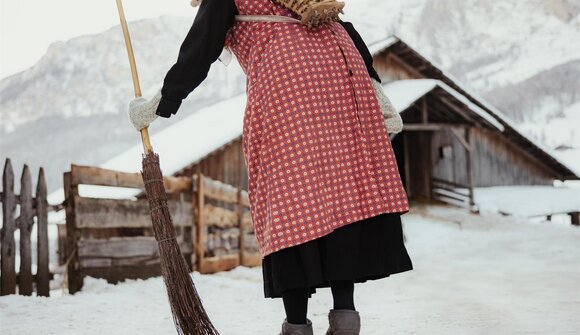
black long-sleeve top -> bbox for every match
[156,0,382,118]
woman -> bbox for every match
[129,1,413,334]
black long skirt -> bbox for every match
[262,212,413,298]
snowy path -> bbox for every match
[1,204,579,334]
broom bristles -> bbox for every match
[142,150,220,335]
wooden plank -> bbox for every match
[70,164,192,194]
[421,97,428,123]
[195,172,205,270]
[56,224,68,265]
[241,252,262,267]
[431,181,470,196]
[203,204,238,228]
[64,171,82,294]
[74,196,193,229]
[241,212,253,229]
[431,177,469,189]
[77,236,192,259]
[432,188,470,203]
[35,168,50,296]
[17,165,34,296]
[403,124,450,131]
[1,158,17,295]
[80,256,161,268]
[199,254,240,274]
[201,176,239,204]
[465,127,475,208]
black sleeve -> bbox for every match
[338,20,382,84]
[156,0,238,118]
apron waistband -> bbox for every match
[234,14,301,23]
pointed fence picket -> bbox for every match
[0,158,50,296]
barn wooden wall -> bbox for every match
[471,129,554,186]
[373,53,420,82]
[375,51,556,190]
[430,128,470,186]
[176,138,249,192]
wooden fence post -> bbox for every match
[195,172,205,272]
[17,165,34,296]
[1,158,17,295]
[36,168,50,296]
[63,171,82,293]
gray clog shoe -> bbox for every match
[279,318,314,335]
[325,309,361,335]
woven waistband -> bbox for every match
[235,14,301,23]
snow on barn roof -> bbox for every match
[102,94,245,175]
[383,79,505,131]
[370,35,580,180]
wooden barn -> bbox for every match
[371,36,578,207]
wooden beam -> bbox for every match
[421,97,428,124]
[438,95,478,124]
[450,127,472,151]
[70,164,192,194]
[465,127,475,209]
[403,123,456,131]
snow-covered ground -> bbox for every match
[474,185,580,218]
[1,204,579,334]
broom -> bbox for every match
[114,1,220,334]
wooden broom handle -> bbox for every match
[115,0,153,154]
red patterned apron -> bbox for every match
[224,0,409,257]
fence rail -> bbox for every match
[0,158,50,296]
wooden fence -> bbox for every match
[1,158,50,296]
[59,164,260,294]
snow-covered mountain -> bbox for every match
[0,15,246,191]
[1,0,579,193]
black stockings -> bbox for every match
[282,287,309,324]
[330,279,355,310]
[281,280,355,325]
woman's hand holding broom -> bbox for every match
[128,89,162,131]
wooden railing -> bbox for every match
[60,164,260,293]
[430,177,474,210]
[1,158,50,296]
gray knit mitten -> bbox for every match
[371,78,403,134]
[128,89,161,131]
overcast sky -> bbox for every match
[0,0,197,79]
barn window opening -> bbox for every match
[439,145,453,159]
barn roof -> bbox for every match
[101,94,246,176]
[369,36,579,180]
[383,79,504,131]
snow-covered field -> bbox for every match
[1,204,579,335]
